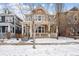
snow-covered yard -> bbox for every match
[35,37,79,43]
[0,37,79,56]
[0,45,79,56]
[0,37,79,44]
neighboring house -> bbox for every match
[21,6,58,38]
[0,9,22,38]
[59,7,79,36]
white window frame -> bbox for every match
[36,26,45,33]
[5,16,13,22]
[38,15,42,21]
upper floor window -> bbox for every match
[38,16,41,21]
[2,16,5,22]
[33,15,45,21]
[5,16,13,22]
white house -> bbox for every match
[0,9,22,38]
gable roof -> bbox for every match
[32,6,49,14]
[70,7,79,11]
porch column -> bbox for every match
[48,24,50,38]
[56,26,58,37]
[22,23,24,36]
[14,16,16,34]
[14,26,15,34]
[25,25,26,35]
[8,25,10,32]
[30,24,32,38]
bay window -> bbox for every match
[36,26,45,33]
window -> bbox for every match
[38,27,41,33]
[5,17,13,22]
[36,26,45,33]
[33,15,44,21]
[2,26,5,33]
[2,16,5,22]
[38,16,41,21]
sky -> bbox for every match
[0,3,79,20]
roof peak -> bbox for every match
[32,5,49,14]
[70,7,79,11]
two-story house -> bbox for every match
[0,9,22,38]
[21,6,58,38]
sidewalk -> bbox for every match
[0,37,79,45]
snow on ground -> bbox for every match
[0,37,79,56]
[35,37,79,43]
[0,37,79,44]
[0,45,79,56]
[3,38,21,43]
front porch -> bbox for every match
[21,22,58,38]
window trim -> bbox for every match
[36,26,45,33]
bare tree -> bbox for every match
[55,3,64,39]
[66,12,79,39]
[16,3,36,48]
[29,3,36,49]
